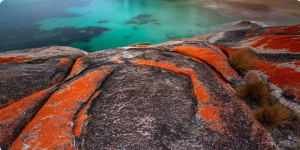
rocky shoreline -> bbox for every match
[0,25,299,149]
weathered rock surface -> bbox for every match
[213,25,300,112]
[0,25,299,149]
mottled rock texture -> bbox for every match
[214,25,300,112]
[0,25,299,149]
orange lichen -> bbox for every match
[253,60,300,101]
[0,85,56,146]
[266,25,300,35]
[0,57,32,64]
[205,43,228,58]
[56,58,72,66]
[193,58,234,93]
[133,59,225,132]
[218,45,300,101]
[246,25,300,38]
[112,57,122,63]
[133,59,209,104]
[0,99,13,109]
[11,69,109,150]
[199,105,224,132]
[73,91,100,137]
[199,105,219,121]
[65,58,84,80]
[217,45,235,57]
[173,46,240,82]
[0,77,8,81]
[250,35,300,53]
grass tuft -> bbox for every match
[228,50,255,75]
[235,81,269,105]
[256,105,291,128]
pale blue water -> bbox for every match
[0,0,236,52]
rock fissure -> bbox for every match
[192,57,233,85]
[10,69,111,149]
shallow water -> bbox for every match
[0,0,236,52]
[207,0,300,26]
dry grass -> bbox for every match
[235,81,269,105]
[256,105,291,128]
[296,138,300,149]
[228,50,255,75]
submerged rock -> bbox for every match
[0,25,299,149]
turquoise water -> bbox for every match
[0,0,236,52]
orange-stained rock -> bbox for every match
[11,69,110,150]
[65,58,85,80]
[266,25,300,35]
[238,25,300,54]
[133,59,209,104]
[172,46,241,83]
[0,85,56,148]
[112,57,122,63]
[250,35,300,53]
[194,57,234,93]
[253,60,300,101]
[73,91,100,137]
[219,45,300,101]
[0,57,32,64]
[0,57,75,108]
[56,58,72,66]
[217,45,235,57]
[198,105,224,132]
[133,59,225,133]
[2,27,293,149]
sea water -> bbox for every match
[0,0,236,52]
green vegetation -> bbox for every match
[228,50,255,75]
[255,105,291,128]
[235,81,269,106]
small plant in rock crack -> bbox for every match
[235,81,269,106]
[228,50,255,75]
[255,105,291,128]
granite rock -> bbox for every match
[1,25,300,149]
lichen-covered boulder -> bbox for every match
[3,25,300,149]
[0,46,86,149]
[213,25,300,112]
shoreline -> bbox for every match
[205,0,300,26]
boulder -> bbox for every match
[1,25,300,149]
[214,25,300,112]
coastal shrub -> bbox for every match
[235,81,269,105]
[228,50,255,75]
[256,105,291,128]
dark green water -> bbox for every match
[0,0,236,52]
